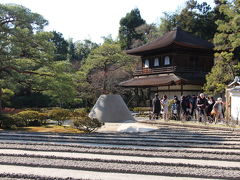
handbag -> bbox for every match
[211,109,217,115]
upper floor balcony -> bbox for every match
[133,66,206,76]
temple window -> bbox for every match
[164,56,170,65]
[154,58,159,67]
[144,59,149,68]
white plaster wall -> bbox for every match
[231,94,240,121]
[155,85,202,99]
[157,85,201,91]
[182,85,202,90]
[153,91,201,100]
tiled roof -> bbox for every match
[126,28,213,55]
[119,73,204,87]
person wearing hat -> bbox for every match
[152,93,161,120]
[213,97,224,124]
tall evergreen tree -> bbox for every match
[67,38,76,62]
[204,0,240,95]
[0,3,55,110]
[118,8,146,50]
[51,31,69,61]
[74,39,98,63]
[0,4,78,109]
[159,0,217,41]
[132,23,159,48]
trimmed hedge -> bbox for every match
[132,107,151,116]
[1,107,103,133]
[48,108,71,126]
[14,110,48,126]
[72,109,103,133]
[0,114,17,129]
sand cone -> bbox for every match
[89,94,135,123]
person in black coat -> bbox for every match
[189,95,197,117]
[152,93,161,120]
[196,93,208,122]
[180,96,188,116]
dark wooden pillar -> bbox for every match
[134,88,139,107]
[181,84,183,95]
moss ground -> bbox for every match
[0,125,83,133]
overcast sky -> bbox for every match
[2,0,215,43]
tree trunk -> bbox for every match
[225,58,235,80]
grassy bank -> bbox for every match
[0,125,83,133]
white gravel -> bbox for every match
[1,149,240,169]
[0,165,208,180]
[0,123,239,179]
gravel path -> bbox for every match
[1,149,240,168]
[0,125,240,179]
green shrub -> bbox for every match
[72,110,103,133]
[37,113,49,125]
[10,124,17,130]
[72,108,88,116]
[15,110,48,126]
[0,114,16,129]
[2,88,14,107]
[48,108,71,126]
[12,93,51,108]
[132,107,151,115]
[132,107,151,112]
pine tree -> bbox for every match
[204,0,240,95]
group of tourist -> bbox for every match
[152,93,225,123]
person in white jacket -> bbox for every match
[161,95,169,120]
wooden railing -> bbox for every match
[133,66,206,76]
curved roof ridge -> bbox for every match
[126,28,213,55]
[174,29,213,48]
[126,30,176,55]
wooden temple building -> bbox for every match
[120,28,214,100]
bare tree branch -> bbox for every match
[0,18,16,26]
